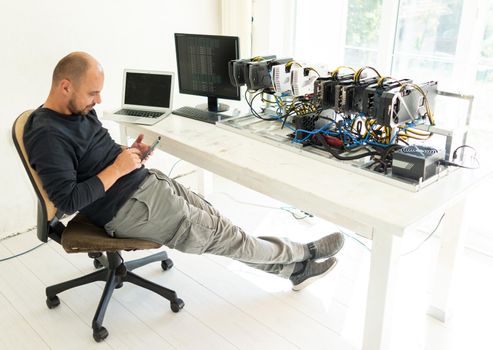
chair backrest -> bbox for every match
[12,110,59,242]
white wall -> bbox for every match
[251,0,296,57]
[221,0,252,58]
[0,0,221,237]
[293,0,347,68]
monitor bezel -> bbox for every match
[174,33,241,102]
[121,69,175,112]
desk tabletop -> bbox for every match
[116,114,490,237]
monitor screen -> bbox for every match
[174,33,240,111]
[124,72,172,108]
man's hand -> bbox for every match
[113,148,142,176]
[130,134,152,162]
[97,148,142,191]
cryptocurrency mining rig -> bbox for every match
[222,56,477,190]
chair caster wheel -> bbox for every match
[161,258,174,271]
[93,259,103,269]
[88,252,102,259]
[46,296,60,309]
[170,298,184,313]
[93,326,108,342]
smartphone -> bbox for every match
[140,136,161,160]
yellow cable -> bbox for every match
[304,67,320,76]
[405,128,429,136]
[331,65,355,78]
[399,83,436,125]
[354,66,381,83]
[377,76,404,87]
[286,60,302,68]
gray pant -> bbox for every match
[104,169,307,278]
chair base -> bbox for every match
[45,250,184,342]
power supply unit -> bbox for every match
[392,145,444,181]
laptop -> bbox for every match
[104,69,174,125]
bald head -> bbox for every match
[52,51,102,87]
[45,52,104,115]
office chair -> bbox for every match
[12,110,184,342]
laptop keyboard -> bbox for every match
[115,109,163,118]
[172,106,231,124]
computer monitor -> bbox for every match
[174,33,240,112]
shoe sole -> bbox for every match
[292,259,338,291]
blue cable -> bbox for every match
[291,121,336,143]
[267,101,401,149]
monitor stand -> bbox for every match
[196,97,230,113]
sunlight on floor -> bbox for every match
[201,173,493,350]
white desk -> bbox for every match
[115,113,489,350]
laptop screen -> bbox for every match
[124,72,172,108]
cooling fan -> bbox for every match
[392,145,444,181]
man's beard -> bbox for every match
[68,98,94,115]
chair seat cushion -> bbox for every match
[61,214,161,253]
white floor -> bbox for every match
[0,171,492,350]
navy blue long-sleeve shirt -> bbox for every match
[24,107,148,227]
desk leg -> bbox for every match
[119,125,129,146]
[197,168,214,197]
[427,198,467,322]
[362,231,402,350]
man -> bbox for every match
[24,52,344,291]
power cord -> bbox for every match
[440,145,480,169]
[172,170,196,180]
[0,226,48,263]
[168,159,197,180]
[280,207,313,220]
[401,213,445,256]
[215,192,312,220]
[167,161,308,220]
[336,227,372,252]
[168,159,182,177]
[0,242,46,262]
[439,160,479,169]
[335,213,445,255]
[167,168,445,255]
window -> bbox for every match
[294,0,493,111]
[290,0,493,252]
[477,0,493,84]
[344,0,383,68]
[392,0,464,87]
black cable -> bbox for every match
[452,145,476,160]
[440,145,480,169]
[398,138,409,146]
[382,143,403,158]
[244,89,278,121]
[314,133,382,160]
[370,158,389,173]
[374,143,402,174]
[0,242,46,262]
[319,115,338,123]
[439,160,480,169]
